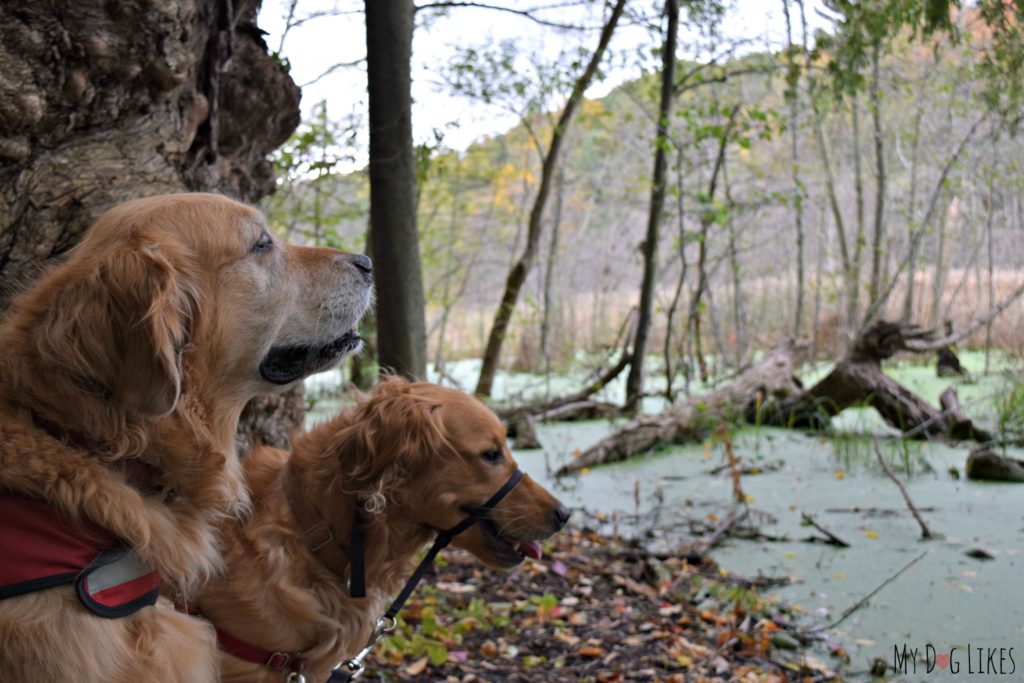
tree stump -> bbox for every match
[966,448,1024,483]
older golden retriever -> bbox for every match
[195,377,570,682]
[0,194,371,682]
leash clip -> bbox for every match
[335,616,396,681]
[286,673,306,683]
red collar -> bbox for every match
[214,624,308,675]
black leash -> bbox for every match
[327,468,525,682]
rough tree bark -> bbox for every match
[474,0,626,398]
[0,0,303,449]
[625,0,679,409]
[557,338,812,475]
[366,0,428,380]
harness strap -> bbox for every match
[214,624,307,674]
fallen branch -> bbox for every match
[694,507,749,555]
[800,513,851,548]
[557,338,810,475]
[756,322,992,443]
[873,439,934,540]
[805,550,929,634]
[826,506,938,515]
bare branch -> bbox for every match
[903,280,1024,352]
[873,439,934,540]
[300,58,367,87]
[415,2,593,30]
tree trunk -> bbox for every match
[900,107,923,321]
[782,0,805,335]
[365,0,427,380]
[0,0,303,448]
[474,0,626,398]
[540,166,566,383]
[557,338,812,475]
[848,96,866,329]
[625,0,679,409]
[867,45,886,309]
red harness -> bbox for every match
[0,492,161,617]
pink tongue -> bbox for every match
[517,540,542,560]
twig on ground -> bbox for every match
[804,550,929,634]
[873,439,935,539]
[695,507,749,554]
[800,512,851,548]
[825,506,938,515]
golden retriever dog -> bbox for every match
[0,193,372,682]
[195,377,570,682]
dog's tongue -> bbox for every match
[517,541,543,560]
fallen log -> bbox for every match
[556,338,810,475]
[753,322,992,442]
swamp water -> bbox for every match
[306,354,1023,681]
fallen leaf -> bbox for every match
[404,656,428,676]
[578,646,605,658]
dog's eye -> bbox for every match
[481,449,503,464]
[251,232,273,254]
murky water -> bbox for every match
[307,353,1024,681]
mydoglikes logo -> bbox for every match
[894,644,1017,675]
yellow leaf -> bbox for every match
[581,467,590,475]
[831,572,847,580]
[784,552,797,559]
[864,529,879,539]
[745,494,755,503]
[834,470,845,480]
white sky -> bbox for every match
[257,0,831,156]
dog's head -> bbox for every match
[9,193,371,444]
[318,377,570,569]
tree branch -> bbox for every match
[415,2,592,30]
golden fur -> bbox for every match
[197,378,569,682]
[0,194,371,682]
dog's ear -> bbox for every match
[39,237,198,417]
[340,377,450,494]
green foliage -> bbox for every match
[263,99,365,249]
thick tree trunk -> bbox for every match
[557,338,811,475]
[625,0,679,409]
[0,0,303,448]
[474,0,626,398]
[365,0,428,380]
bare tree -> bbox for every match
[626,0,680,409]
[475,0,627,397]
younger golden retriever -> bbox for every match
[195,377,570,682]
[0,194,372,682]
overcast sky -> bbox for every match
[257,1,831,156]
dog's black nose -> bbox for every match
[348,254,373,275]
[553,505,572,528]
